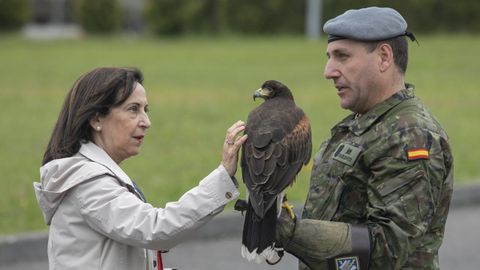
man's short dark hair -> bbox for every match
[364,36,408,74]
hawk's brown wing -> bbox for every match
[241,99,312,218]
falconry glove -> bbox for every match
[276,208,371,270]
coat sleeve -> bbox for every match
[365,127,452,269]
[70,164,239,250]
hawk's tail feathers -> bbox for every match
[240,199,283,264]
[241,244,283,264]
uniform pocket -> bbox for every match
[377,168,426,201]
[374,167,435,230]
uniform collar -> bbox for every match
[78,141,134,186]
[333,84,415,136]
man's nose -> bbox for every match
[324,60,341,79]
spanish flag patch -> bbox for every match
[407,148,429,160]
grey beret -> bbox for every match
[324,7,414,43]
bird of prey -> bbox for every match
[239,80,312,264]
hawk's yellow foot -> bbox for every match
[282,201,295,220]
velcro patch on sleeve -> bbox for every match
[407,148,429,160]
[335,256,360,270]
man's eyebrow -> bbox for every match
[332,48,348,54]
[329,48,350,57]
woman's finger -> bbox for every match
[226,120,245,133]
[225,122,246,145]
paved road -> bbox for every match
[164,205,480,269]
[3,205,479,270]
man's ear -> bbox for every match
[89,113,103,131]
[377,43,394,73]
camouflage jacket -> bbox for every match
[301,87,454,270]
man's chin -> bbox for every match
[339,100,351,110]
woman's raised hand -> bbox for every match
[221,120,248,177]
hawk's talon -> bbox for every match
[282,201,295,220]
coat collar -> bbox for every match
[79,141,133,186]
[333,85,416,136]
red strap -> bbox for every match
[157,251,163,270]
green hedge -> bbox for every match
[145,0,480,36]
[74,0,121,34]
[223,0,305,34]
[0,0,30,31]
[323,0,480,33]
[145,0,202,35]
[145,0,305,35]
[3,0,478,35]
[146,0,229,35]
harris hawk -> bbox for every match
[238,80,312,264]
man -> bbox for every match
[276,7,453,270]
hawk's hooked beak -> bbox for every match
[253,88,272,101]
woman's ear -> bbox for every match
[89,113,103,132]
[377,43,394,73]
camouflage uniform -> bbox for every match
[301,86,454,269]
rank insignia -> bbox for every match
[407,148,429,160]
[333,143,362,166]
[335,256,360,270]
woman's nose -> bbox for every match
[140,113,151,129]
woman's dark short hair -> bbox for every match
[364,35,409,74]
[42,67,144,165]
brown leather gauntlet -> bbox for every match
[276,209,370,269]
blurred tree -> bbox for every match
[146,0,223,35]
[439,0,480,32]
[224,0,305,34]
[205,0,221,33]
[74,0,121,33]
[143,0,480,36]
[0,0,30,31]
[192,0,222,34]
[146,0,187,35]
[323,0,480,33]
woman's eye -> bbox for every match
[129,106,138,112]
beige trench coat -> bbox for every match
[34,142,239,270]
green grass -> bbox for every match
[0,34,479,235]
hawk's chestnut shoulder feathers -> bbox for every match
[241,80,312,218]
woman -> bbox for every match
[34,67,247,270]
